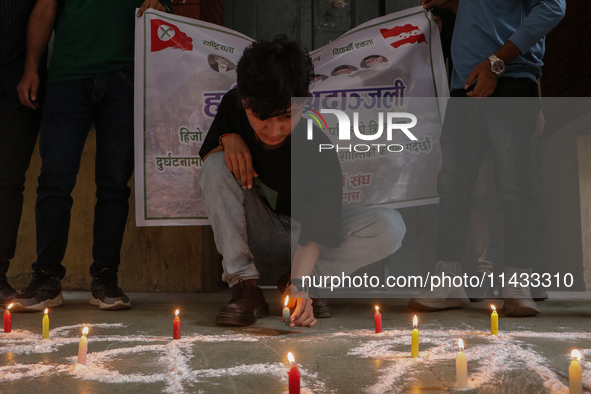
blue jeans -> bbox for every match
[33,71,135,279]
[436,77,540,269]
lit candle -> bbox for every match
[374,306,382,333]
[4,303,13,333]
[491,305,498,335]
[42,308,49,339]
[173,310,181,340]
[456,338,468,390]
[411,315,419,358]
[77,327,89,365]
[569,349,582,394]
[287,351,300,394]
[283,296,291,327]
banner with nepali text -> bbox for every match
[134,6,448,226]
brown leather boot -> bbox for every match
[311,298,332,318]
[216,280,270,326]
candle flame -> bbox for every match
[284,296,289,307]
[572,349,582,361]
[491,305,496,311]
[287,352,295,364]
[175,309,179,316]
[44,308,48,315]
[82,327,89,335]
[413,315,418,328]
[458,338,464,350]
[7,303,13,310]
[375,306,379,313]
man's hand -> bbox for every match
[137,0,167,17]
[465,59,498,97]
[222,134,258,189]
[282,286,317,328]
[17,71,40,109]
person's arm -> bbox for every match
[465,0,566,97]
[282,241,322,328]
[137,0,168,17]
[422,0,458,14]
[17,0,57,109]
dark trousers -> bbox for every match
[32,71,135,279]
[436,77,539,269]
[0,88,41,276]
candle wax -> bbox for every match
[173,314,181,340]
[456,350,468,389]
[411,328,419,358]
[569,359,582,394]
[42,313,49,339]
[374,310,382,333]
[78,334,88,365]
[283,307,291,327]
[288,364,300,394]
[491,310,498,335]
[3,309,11,333]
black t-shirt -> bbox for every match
[199,89,342,247]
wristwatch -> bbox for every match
[487,54,505,77]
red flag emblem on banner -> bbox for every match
[380,24,426,49]
[151,19,193,52]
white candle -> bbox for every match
[570,349,582,394]
[77,327,89,365]
[456,338,468,390]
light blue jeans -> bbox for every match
[199,152,407,287]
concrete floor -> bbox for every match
[1,290,591,394]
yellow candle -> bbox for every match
[569,349,582,394]
[411,315,419,358]
[77,327,89,365]
[283,296,291,327]
[491,305,498,335]
[456,339,468,389]
[42,308,49,339]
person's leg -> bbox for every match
[311,206,406,280]
[13,79,94,312]
[485,79,540,316]
[200,152,291,325]
[88,71,135,310]
[0,87,40,304]
[409,95,489,311]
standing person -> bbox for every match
[0,0,46,306]
[198,36,407,327]
[410,0,565,316]
[12,0,172,312]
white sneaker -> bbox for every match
[408,261,470,311]
[502,266,540,317]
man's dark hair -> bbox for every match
[236,35,314,120]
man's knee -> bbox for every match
[369,207,406,255]
[199,152,231,189]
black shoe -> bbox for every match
[531,287,548,302]
[216,280,269,326]
[0,276,17,307]
[311,298,332,318]
[12,270,63,312]
[90,270,131,310]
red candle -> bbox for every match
[374,306,382,333]
[287,352,300,394]
[173,310,181,340]
[4,303,13,333]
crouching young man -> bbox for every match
[198,36,407,327]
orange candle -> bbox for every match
[4,303,13,333]
[173,310,181,340]
[374,306,382,333]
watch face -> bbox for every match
[491,60,505,75]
